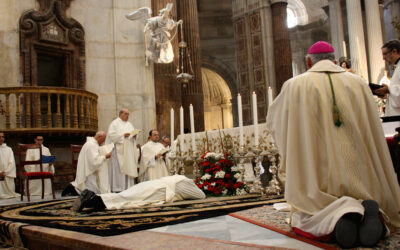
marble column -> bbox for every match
[328,0,345,59]
[271,0,293,94]
[152,0,181,138]
[177,0,205,132]
[365,0,386,83]
[345,0,369,82]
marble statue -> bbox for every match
[126,3,182,66]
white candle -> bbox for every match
[237,94,244,147]
[268,87,273,107]
[170,108,174,141]
[343,41,347,58]
[252,91,258,147]
[180,106,184,152]
[189,104,196,152]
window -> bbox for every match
[287,8,297,28]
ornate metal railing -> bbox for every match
[0,87,98,134]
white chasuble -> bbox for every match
[0,144,19,198]
[139,141,170,182]
[25,145,54,196]
[100,175,205,210]
[71,137,110,194]
[267,60,400,234]
[106,117,139,192]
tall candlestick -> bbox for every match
[180,106,184,152]
[189,104,196,152]
[237,94,244,147]
[343,41,347,58]
[170,108,174,141]
[252,91,258,147]
[268,87,273,107]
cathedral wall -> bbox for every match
[68,0,156,143]
[0,0,36,87]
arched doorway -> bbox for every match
[202,68,233,131]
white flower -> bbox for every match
[222,189,228,195]
[215,170,225,178]
[201,173,211,180]
[231,166,239,172]
[211,182,216,186]
[205,152,216,159]
[204,185,208,190]
[215,153,224,160]
[234,173,242,179]
[236,188,247,196]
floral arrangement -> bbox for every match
[194,152,246,196]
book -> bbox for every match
[369,83,385,97]
[42,155,56,164]
[99,143,114,156]
[130,129,142,138]
[158,148,170,156]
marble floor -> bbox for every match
[0,193,321,249]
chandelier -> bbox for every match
[176,22,194,87]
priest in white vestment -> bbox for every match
[106,108,139,192]
[25,135,55,196]
[71,131,112,194]
[0,132,19,199]
[74,175,205,211]
[267,41,400,248]
[139,130,170,181]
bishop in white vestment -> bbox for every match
[0,132,19,198]
[267,41,400,247]
[106,109,139,192]
[71,131,111,194]
[139,130,170,181]
[25,136,55,196]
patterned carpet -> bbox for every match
[0,195,284,237]
[230,204,400,250]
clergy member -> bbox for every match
[74,175,205,212]
[0,132,19,199]
[106,108,139,192]
[70,131,112,194]
[25,135,55,196]
[266,41,400,248]
[139,130,170,181]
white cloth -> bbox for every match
[266,60,400,230]
[106,117,139,192]
[385,60,400,116]
[0,144,19,198]
[71,137,110,194]
[25,145,54,196]
[100,175,205,210]
[139,141,170,181]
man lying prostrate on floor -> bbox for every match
[62,131,112,196]
[73,175,205,212]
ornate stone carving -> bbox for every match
[20,0,85,89]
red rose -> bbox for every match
[236,182,243,187]
[202,161,210,167]
[205,168,210,173]
[224,173,230,178]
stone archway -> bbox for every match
[202,68,233,131]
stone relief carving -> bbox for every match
[126,3,182,66]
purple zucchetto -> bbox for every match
[307,41,335,54]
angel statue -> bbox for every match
[126,3,182,66]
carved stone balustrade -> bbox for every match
[0,86,98,135]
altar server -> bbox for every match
[0,132,19,198]
[25,135,54,196]
[106,108,139,192]
[267,41,400,248]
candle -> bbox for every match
[170,108,174,141]
[343,41,347,58]
[268,87,273,107]
[189,104,196,152]
[252,91,258,147]
[180,106,184,152]
[237,94,244,147]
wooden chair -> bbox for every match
[17,144,56,202]
[70,144,83,175]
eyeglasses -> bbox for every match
[382,50,392,56]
